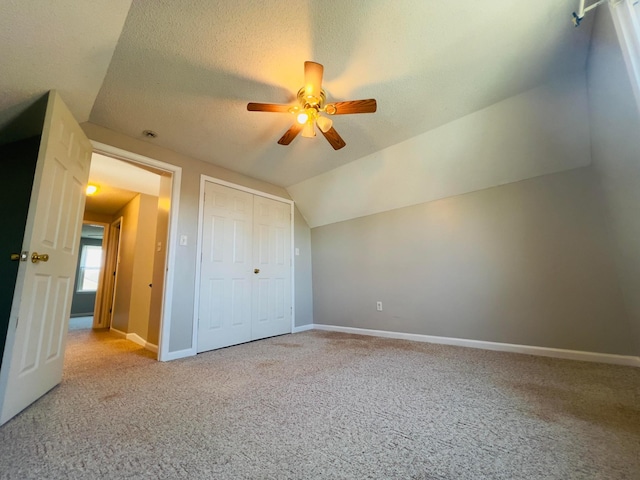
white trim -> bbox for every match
[190,175,207,358]
[161,348,196,361]
[290,202,296,335]
[110,328,157,353]
[103,216,123,331]
[292,324,314,333]
[202,176,294,206]
[311,324,640,367]
[125,333,158,353]
[126,333,146,348]
[90,141,182,362]
[109,327,126,338]
[192,175,296,355]
[609,0,640,112]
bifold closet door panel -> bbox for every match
[197,182,253,353]
[251,195,292,341]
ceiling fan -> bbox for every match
[247,61,377,150]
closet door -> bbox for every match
[251,195,292,340]
[197,181,292,353]
[197,183,253,352]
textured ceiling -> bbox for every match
[0,0,132,132]
[84,184,138,216]
[89,153,161,197]
[89,0,594,187]
[2,1,594,188]
[86,153,161,215]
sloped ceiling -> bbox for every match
[0,0,132,131]
[90,0,594,187]
[2,1,594,189]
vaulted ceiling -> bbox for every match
[1,0,594,189]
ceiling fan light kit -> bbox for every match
[247,61,377,150]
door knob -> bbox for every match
[31,252,49,263]
[254,268,260,274]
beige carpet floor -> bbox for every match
[0,329,639,479]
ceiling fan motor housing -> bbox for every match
[297,87,326,111]
[247,61,377,149]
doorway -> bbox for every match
[84,143,182,360]
[91,141,182,361]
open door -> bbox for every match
[0,91,92,425]
[98,217,122,330]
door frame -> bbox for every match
[96,216,123,330]
[192,175,295,355]
[90,141,182,362]
[74,220,110,328]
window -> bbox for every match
[77,244,102,292]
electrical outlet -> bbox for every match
[376,301,382,311]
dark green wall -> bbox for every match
[0,136,40,370]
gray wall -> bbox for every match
[289,73,592,228]
[110,193,159,338]
[311,168,635,355]
[308,16,640,357]
[127,193,158,341]
[111,194,139,333]
[294,206,313,327]
[82,123,314,353]
[587,7,640,355]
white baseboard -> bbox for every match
[126,333,158,353]
[109,328,157,353]
[126,332,146,348]
[160,347,197,362]
[109,327,126,338]
[292,324,314,333]
[312,324,640,367]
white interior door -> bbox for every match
[101,217,122,329]
[251,195,292,340]
[0,91,92,425]
[197,182,253,352]
[197,181,292,353]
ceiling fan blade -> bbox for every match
[277,123,303,145]
[320,126,346,150]
[304,61,324,96]
[326,99,377,115]
[247,102,291,113]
